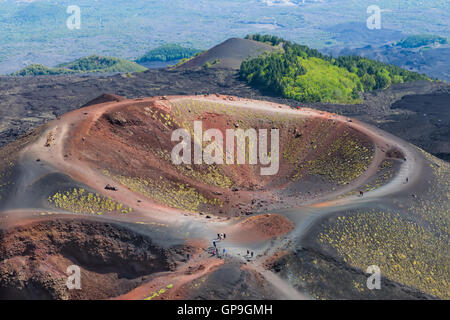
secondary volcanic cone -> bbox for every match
[1,94,440,300]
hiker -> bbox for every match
[212,249,216,256]
[359,190,364,197]
[213,241,216,248]
[223,233,226,239]
[223,248,226,256]
[187,253,190,261]
[217,233,221,240]
[406,177,409,183]
[247,250,250,256]
[251,251,254,258]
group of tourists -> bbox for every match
[212,233,227,258]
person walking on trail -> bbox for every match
[223,248,226,256]
[360,190,364,197]
[251,251,254,258]
[406,177,409,183]
[187,253,190,261]
[212,249,216,256]
[223,233,226,239]
[217,233,221,240]
[247,250,250,256]
[213,241,216,248]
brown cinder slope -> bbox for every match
[175,38,276,70]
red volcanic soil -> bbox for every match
[115,257,224,300]
[262,250,290,269]
[224,214,294,243]
[0,217,188,300]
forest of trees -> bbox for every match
[240,36,430,103]
[333,55,429,91]
[244,34,284,46]
[136,44,201,63]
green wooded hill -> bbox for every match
[240,35,431,104]
[136,44,201,63]
[12,55,147,76]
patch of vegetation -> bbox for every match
[364,160,394,190]
[326,149,449,298]
[284,57,362,103]
[48,188,132,215]
[396,34,448,48]
[204,58,220,68]
[136,44,201,63]
[334,55,431,91]
[12,55,146,76]
[295,132,373,184]
[153,149,233,189]
[57,55,147,73]
[11,64,76,76]
[285,120,335,174]
[319,210,449,299]
[244,34,284,46]
[340,159,396,198]
[112,175,222,213]
[240,37,430,103]
[271,248,419,300]
[410,149,450,236]
[144,283,174,300]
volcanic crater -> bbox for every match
[2,94,441,300]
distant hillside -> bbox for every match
[324,34,450,81]
[136,44,201,63]
[396,34,448,49]
[322,22,406,47]
[175,38,276,70]
[12,55,146,76]
[241,37,430,104]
